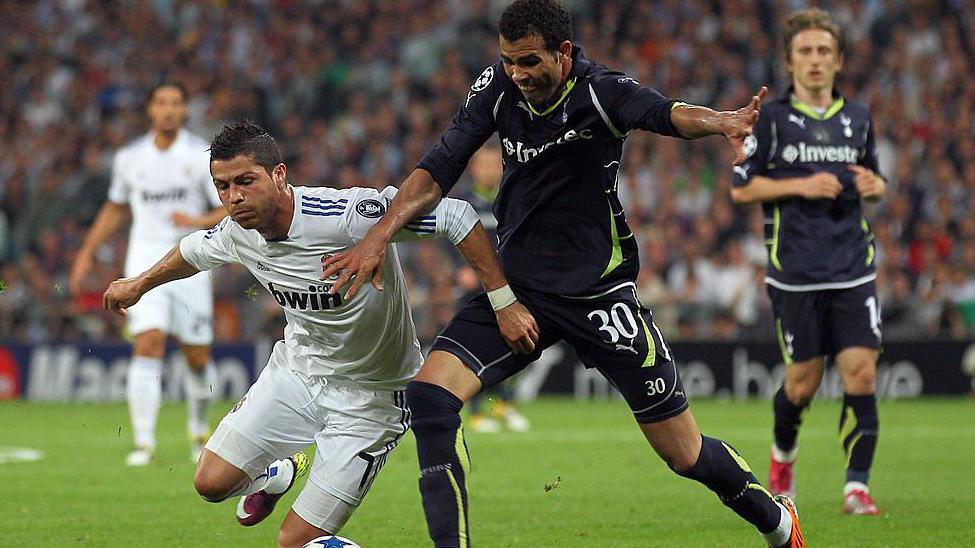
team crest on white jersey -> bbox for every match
[471,66,494,92]
[356,199,385,218]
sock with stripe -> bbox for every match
[127,356,163,450]
[773,385,806,455]
[407,381,470,548]
[840,393,879,485]
[676,435,783,534]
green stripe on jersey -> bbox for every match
[770,205,783,271]
[790,96,845,120]
[601,199,623,278]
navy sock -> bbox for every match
[678,436,782,534]
[773,386,806,453]
[840,393,879,485]
[407,381,470,548]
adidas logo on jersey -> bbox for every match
[268,282,342,311]
[781,142,860,164]
[256,261,270,272]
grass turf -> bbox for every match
[0,397,972,546]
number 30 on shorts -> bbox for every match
[587,303,639,344]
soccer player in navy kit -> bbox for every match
[730,8,885,516]
[325,1,804,546]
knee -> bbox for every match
[665,449,700,476]
[844,364,876,394]
[406,381,463,429]
[133,330,167,358]
[193,464,231,502]
[784,378,818,406]
[183,345,211,370]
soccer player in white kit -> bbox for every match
[102,121,538,547]
[70,83,227,466]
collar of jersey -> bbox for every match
[524,77,577,117]
[786,86,845,120]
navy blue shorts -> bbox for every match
[767,280,882,363]
[431,282,688,423]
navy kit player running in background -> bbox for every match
[730,8,885,516]
[325,1,803,546]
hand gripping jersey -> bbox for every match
[732,89,882,291]
[418,45,683,296]
[108,129,221,274]
[180,186,478,390]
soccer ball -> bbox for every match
[302,535,361,548]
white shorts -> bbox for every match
[126,271,213,345]
[206,342,410,529]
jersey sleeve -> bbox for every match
[731,107,773,188]
[861,114,882,178]
[344,186,479,245]
[589,73,682,138]
[106,150,129,204]
[416,64,501,195]
[178,217,239,271]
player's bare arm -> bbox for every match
[849,164,885,201]
[731,172,843,204]
[454,221,539,354]
[103,245,199,316]
[670,86,769,165]
[171,207,228,229]
[69,201,131,295]
[321,168,442,298]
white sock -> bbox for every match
[771,443,798,463]
[762,501,793,547]
[184,363,216,438]
[232,458,295,497]
[844,481,869,496]
[127,357,163,450]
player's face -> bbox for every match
[787,29,843,94]
[147,86,188,133]
[500,35,570,106]
[211,155,286,230]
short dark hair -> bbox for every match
[783,8,845,62]
[499,0,572,52]
[146,81,188,105]
[209,120,283,176]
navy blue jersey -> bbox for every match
[732,88,881,291]
[418,45,682,296]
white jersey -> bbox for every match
[108,129,220,274]
[180,185,478,390]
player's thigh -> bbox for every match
[206,343,322,478]
[562,284,688,423]
[828,282,882,356]
[127,285,173,341]
[170,272,214,346]
[768,285,829,363]
[430,291,562,391]
[292,384,410,531]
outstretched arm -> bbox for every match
[322,168,443,298]
[103,245,199,316]
[670,86,768,164]
[70,201,130,295]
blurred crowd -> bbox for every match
[2,0,974,346]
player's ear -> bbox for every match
[273,163,287,186]
[558,40,572,60]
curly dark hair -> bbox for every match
[209,120,283,176]
[499,0,573,52]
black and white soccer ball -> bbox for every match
[302,535,361,548]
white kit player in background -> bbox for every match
[102,122,537,547]
[70,82,227,466]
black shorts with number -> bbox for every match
[767,280,882,364]
[431,282,688,423]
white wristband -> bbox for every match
[487,284,517,311]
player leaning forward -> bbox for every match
[102,121,536,547]
[324,1,804,546]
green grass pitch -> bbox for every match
[1,397,972,546]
